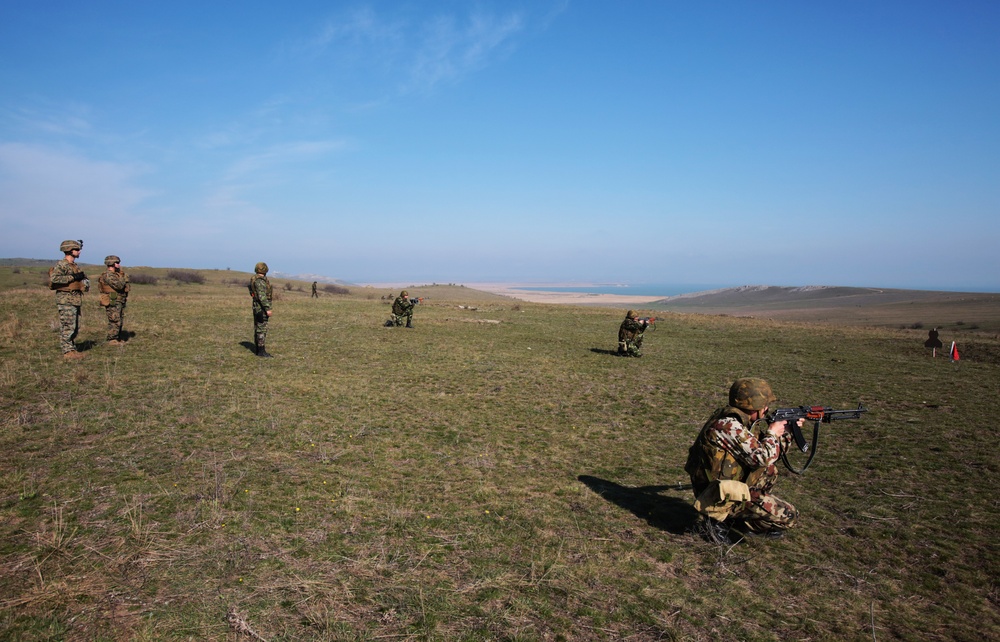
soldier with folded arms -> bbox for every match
[98,255,130,345]
[49,239,89,359]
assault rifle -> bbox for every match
[766,404,867,474]
[637,316,656,330]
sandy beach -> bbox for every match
[361,282,665,306]
[467,283,668,305]
[360,282,666,306]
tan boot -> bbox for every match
[63,351,86,360]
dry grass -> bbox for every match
[0,266,998,640]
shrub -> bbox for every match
[284,282,294,291]
[167,270,206,284]
[131,273,159,285]
[323,284,350,295]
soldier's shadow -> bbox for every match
[577,475,700,535]
[589,348,621,356]
[239,341,257,354]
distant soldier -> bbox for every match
[248,262,273,357]
[685,378,804,543]
[617,310,650,357]
[49,239,89,359]
[390,290,415,328]
[311,281,319,298]
[98,255,130,345]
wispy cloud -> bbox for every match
[0,143,150,222]
[404,10,525,93]
[221,139,345,183]
[292,5,528,97]
[0,143,154,256]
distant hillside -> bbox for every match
[650,285,1000,332]
[0,259,355,287]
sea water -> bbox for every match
[514,283,728,297]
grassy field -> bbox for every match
[1,265,998,641]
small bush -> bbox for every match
[910,322,924,330]
[131,273,159,285]
[323,284,350,295]
[11,268,20,274]
[284,282,294,291]
[167,270,206,284]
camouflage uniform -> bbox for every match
[617,310,648,357]
[98,256,130,343]
[390,291,414,328]
[311,282,318,298]
[248,262,273,357]
[685,378,798,536]
[49,241,89,356]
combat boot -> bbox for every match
[257,343,273,358]
[406,319,413,328]
[63,350,86,361]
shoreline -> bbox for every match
[359,281,665,306]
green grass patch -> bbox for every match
[0,267,998,640]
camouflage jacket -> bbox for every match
[618,317,646,342]
[98,270,130,303]
[50,259,87,306]
[249,274,272,311]
[685,406,782,496]
[392,296,413,316]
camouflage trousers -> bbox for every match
[390,311,412,326]
[105,302,126,340]
[57,303,81,354]
[253,307,269,347]
[733,492,799,533]
[618,334,643,356]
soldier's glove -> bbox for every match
[74,272,87,281]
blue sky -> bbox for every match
[1,1,998,291]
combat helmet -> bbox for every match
[400,290,408,297]
[104,255,121,267]
[255,262,268,275]
[60,239,82,253]
[626,310,637,319]
[728,378,776,412]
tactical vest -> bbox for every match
[49,261,85,292]
[685,406,767,493]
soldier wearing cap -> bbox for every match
[49,240,89,359]
[684,378,804,542]
[617,310,650,357]
[248,262,273,357]
[98,255,130,345]
[390,290,414,328]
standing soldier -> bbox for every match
[390,290,415,328]
[248,262,273,357]
[617,310,650,357]
[49,239,89,359]
[311,281,319,298]
[98,255,130,345]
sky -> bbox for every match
[1,1,998,292]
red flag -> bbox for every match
[950,341,960,361]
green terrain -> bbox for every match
[1,264,998,641]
